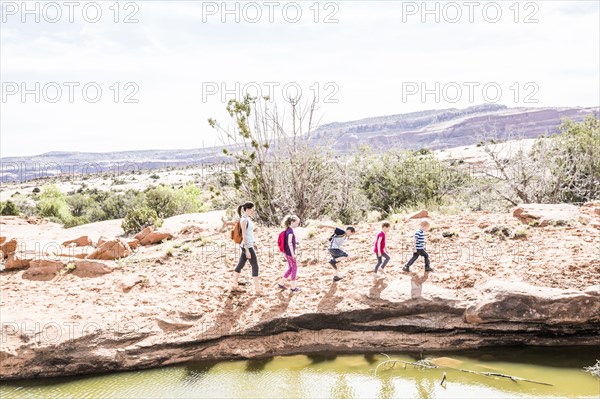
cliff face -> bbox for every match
[1,205,599,380]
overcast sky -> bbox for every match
[1,0,598,157]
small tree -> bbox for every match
[209,95,342,225]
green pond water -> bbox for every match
[2,347,599,398]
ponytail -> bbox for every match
[282,214,299,228]
[238,201,255,217]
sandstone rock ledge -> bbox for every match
[1,279,598,381]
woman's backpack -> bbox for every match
[231,221,243,244]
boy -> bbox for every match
[374,221,391,277]
[319,223,356,282]
[403,220,433,273]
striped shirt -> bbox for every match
[415,229,425,250]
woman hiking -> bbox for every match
[230,202,262,295]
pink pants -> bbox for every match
[283,255,297,281]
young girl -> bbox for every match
[278,215,300,292]
[230,201,262,295]
[374,221,391,277]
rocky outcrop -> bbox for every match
[513,204,579,226]
[1,279,598,380]
[134,227,173,246]
[86,238,130,260]
[62,236,92,247]
[0,236,6,245]
[464,280,600,324]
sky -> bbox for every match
[1,0,599,157]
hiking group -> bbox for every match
[229,201,433,295]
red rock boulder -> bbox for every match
[407,210,429,220]
[0,239,17,259]
[4,252,33,270]
[22,260,65,281]
[513,204,579,227]
[62,235,92,247]
[134,226,173,246]
[87,238,131,260]
[71,260,114,278]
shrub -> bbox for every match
[0,200,21,216]
[175,184,203,214]
[145,185,177,218]
[121,206,163,234]
[37,184,71,222]
[360,151,469,216]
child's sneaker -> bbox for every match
[424,267,433,272]
[329,259,337,270]
[402,266,410,272]
[333,276,343,282]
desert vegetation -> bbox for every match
[1,109,597,231]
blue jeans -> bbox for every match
[404,249,430,269]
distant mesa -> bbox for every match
[1,105,597,183]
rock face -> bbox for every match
[513,204,579,226]
[62,236,92,247]
[464,280,600,324]
[1,279,598,380]
[86,238,130,260]
[134,226,173,246]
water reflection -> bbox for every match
[245,357,273,372]
[2,349,599,399]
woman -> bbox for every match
[230,201,262,295]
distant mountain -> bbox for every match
[311,104,599,152]
[1,105,597,183]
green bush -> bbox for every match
[360,151,469,215]
[0,200,21,216]
[145,185,177,218]
[175,184,204,214]
[37,184,71,222]
[121,206,163,234]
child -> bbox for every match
[318,223,356,282]
[403,220,433,273]
[278,215,300,292]
[374,221,391,277]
